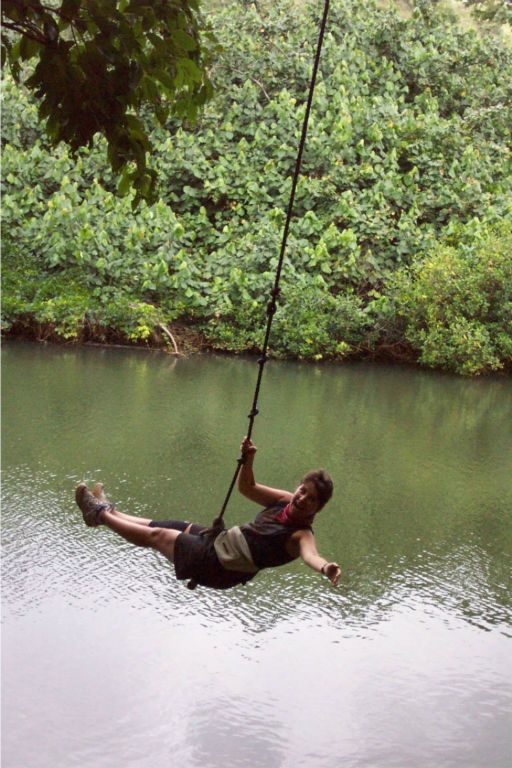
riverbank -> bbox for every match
[2,318,208,358]
[3,240,510,375]
[12,315,509,377]
[3,315,421,365]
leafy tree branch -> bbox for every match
[1,0,215,204]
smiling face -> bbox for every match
[290,480,320,521]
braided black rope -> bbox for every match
[186,0,330,588]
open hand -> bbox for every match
[324,562,341,587]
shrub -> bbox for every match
[392,220,512,374]
[1,254,175,345]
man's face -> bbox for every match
[290,480,320,519]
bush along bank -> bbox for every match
[2,0,511,374]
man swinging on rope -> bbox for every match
[75,437,341,590]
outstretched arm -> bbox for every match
[297,530,341,587]
[237,437,293,507]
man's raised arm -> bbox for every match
[237,437,293,507]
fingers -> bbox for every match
[327,563,341,587]
[241,436,257,454]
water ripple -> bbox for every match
[3,466,511,642]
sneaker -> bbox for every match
[75,483,110,527]
[92,482,110,504]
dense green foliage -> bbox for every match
[1,0,213,204]
[2,0,511,374]
[464,0,512,26]
[393,220,512,374]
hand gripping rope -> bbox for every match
[187,0,330,588]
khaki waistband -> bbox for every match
[214,526,259,573]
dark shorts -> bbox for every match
[149,520,257,590]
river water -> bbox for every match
[2,341,511,768]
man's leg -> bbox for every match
[92,483,153,526]
[76,483,180,561]
[100,506,180,562]
[91,483,197,533]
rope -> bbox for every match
[186,1,330,589]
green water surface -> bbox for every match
[2,341,511,768]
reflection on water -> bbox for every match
[2,341,512,768]
[185,697,287,768]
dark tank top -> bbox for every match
[241,503,313,569]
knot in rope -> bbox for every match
[266,287,281,317]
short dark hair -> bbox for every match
[302,469,333,511]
